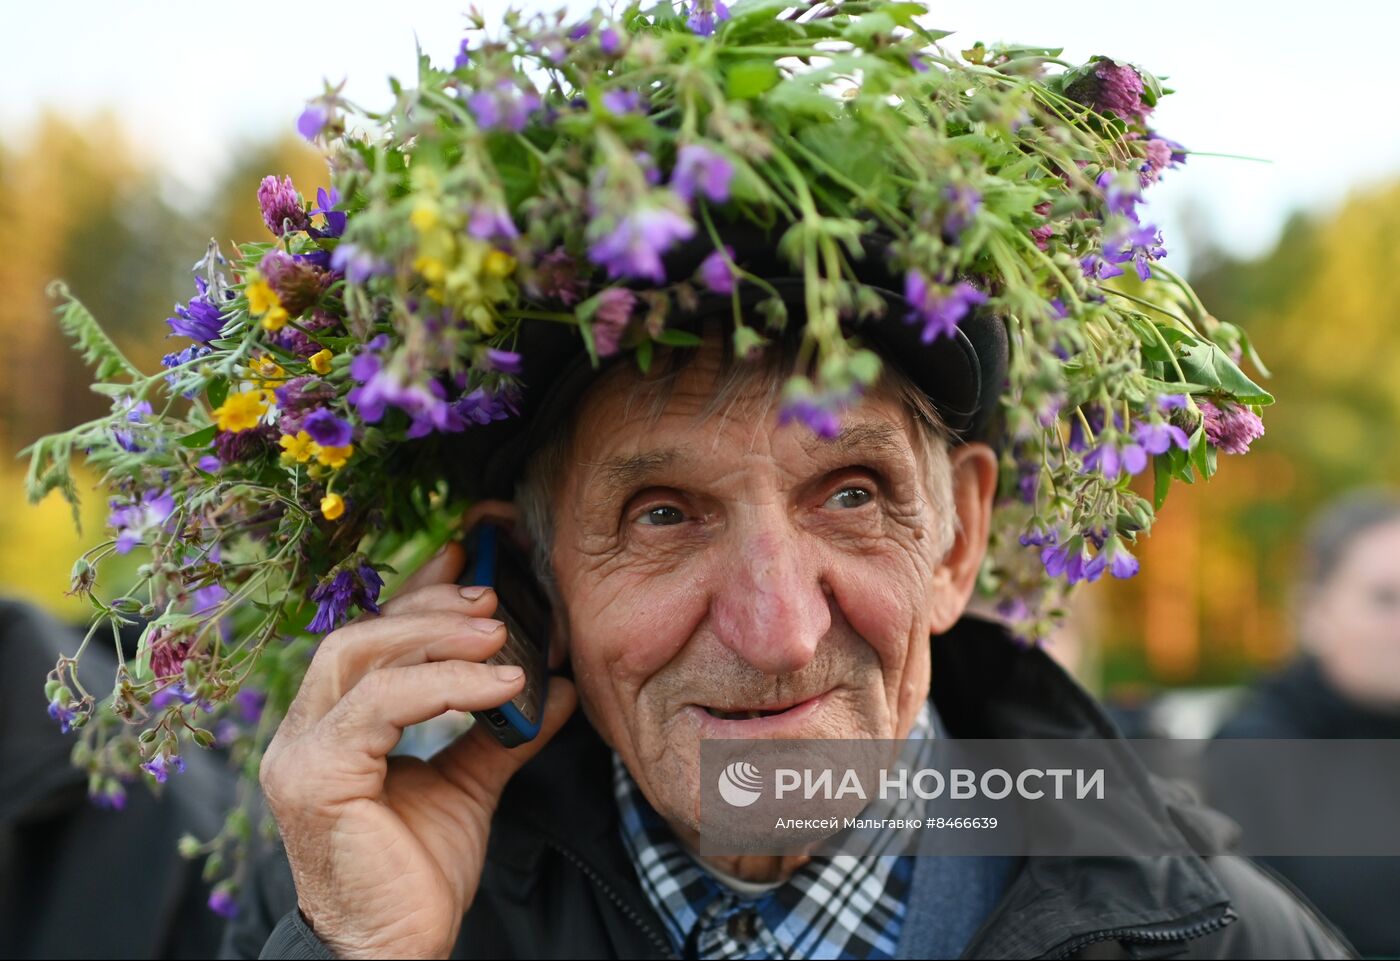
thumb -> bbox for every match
[430,675,578,804]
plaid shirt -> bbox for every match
[613,703,937,960]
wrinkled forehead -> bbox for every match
[560,337,928,494]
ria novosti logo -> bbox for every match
[717,760,764,807]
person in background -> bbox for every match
[1213,489,1400,957]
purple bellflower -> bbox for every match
[109,488,176,554]
[670,144,734,205]
[903,273,987,343]
[686,0,731,36]
[141,753,187,784]
[297,106,327,141]
[167,276,225,343]
[307,561,384,635]
[303,409,354,448]
[698,246,737,294]
[587,206,696,283]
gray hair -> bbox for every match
[515,335,960,600]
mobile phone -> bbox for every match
[458,521,551,747]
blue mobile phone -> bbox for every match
[459,521,551,747]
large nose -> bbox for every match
[708,524,831,675]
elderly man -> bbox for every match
[224,306,1353,959]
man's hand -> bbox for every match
[260,542,577,959]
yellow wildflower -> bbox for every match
[483,249,517,279]
[278,431,316,464]
[261,305,289,332]
[414,254,447,285]
[251,356,287,387]
[309,349,334,375]
[314,444,354,469]
[246,278,289,331]
[320,492,345,521]
[246,279,278,314]
[212,391,268,433]
[410,203,440,232]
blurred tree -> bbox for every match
[0,113,191,451]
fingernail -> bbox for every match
[494,664,524,682]
[460,586,489,602]
[469,618,502,635]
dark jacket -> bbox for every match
[1211,656,1400,958]
[224,618,1356,960]
[1,598,234,959]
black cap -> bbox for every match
[422,222,1007,501]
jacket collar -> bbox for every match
[492,616,1235,959]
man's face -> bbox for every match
[1305,519,1400,710]
[548,342,992,831]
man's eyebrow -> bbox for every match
[584,425,911,502]
[587,448,687,502]
[801,422,913,461]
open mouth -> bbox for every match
[691,690,831,726]
[703,706,791,721]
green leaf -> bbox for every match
[1175,341,1274,405]
[654,330,702,347]
[491,134,542,211]
[20,432,81,525]
[843,12,896,45]
[635,339,653,374]
[875,2,935,28]
[725,0,793,23]
[1142,375,1210,397]
[797,122,885,191]
[1188,425,1210,478]
[765,76,840,120]
[180,425,218,448]
[1152,453,1172,511]
[848,349,882,385]
[48,281,142,382]
[207,378,229,410]
[725,61,781,100]
[1124,314,1168,362]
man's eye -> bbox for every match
[637,505,686,526]
[826,487,873,509]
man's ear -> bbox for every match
[928,441,999,635]
[462,498,521,536]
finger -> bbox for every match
[430,675,578,806]
[315,660,529,760]
[379,582,498,619]
[283,612,508,735]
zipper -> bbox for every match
[1042,909,1235,960]
[545,838,680,959]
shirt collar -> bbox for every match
[612,701,936,958]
